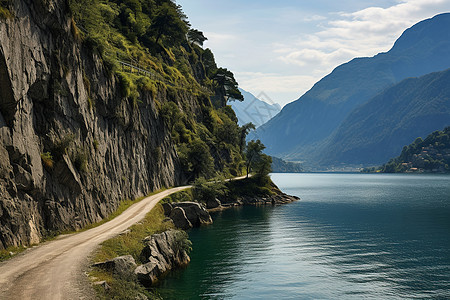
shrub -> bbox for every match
[41,152,54,169]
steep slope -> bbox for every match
[230,89,281,127]
[0,0,245,249]
[253,13,450,163]
[318,69,450,166]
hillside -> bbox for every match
[251,13,450,166]
[230,88,281,127]
[0,0,246,249]
[317,68,450,166]
[271,156,303,173]
[364,127,450,173]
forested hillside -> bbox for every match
[318,68,450,166]
[364,127,450,173]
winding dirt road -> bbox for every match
[0,186,191,300]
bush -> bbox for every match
[192,177,227,203]
[41,152,54,169]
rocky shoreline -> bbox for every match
[91,186,299,298]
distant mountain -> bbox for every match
[318,68,450,166]
[363,126,450,173]
[230,88,281,127]
[271,157,303,173]
[252,13,450,167]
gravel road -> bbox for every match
[0,186,190,300]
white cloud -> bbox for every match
[235,71,319,106]
[277,0,450,77]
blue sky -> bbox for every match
[177,0,450,107]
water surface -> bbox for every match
[157,173,450,299]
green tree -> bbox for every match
[187,29,207,47]
[240,122,255,150]
[188,139,214,179]
[150,2,189,45]
[244,139,265,178]
[213,68,244,104]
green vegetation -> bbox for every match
[0,0,12,19]
[245,140,272,179]
[69,0,246,182]
[0,245,28,262]
[271,156,303,173]
[363,127,450,173]
[91,204,174,300]
[40,152,54,169]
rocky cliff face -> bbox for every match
[0,0,194,249]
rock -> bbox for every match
[93,280,110,291]
[169,207,192,230]
[161,202,172,216]
[137,230,190,287]
[135,293,149,300]
[134,260,159,286]
[92,255,137,278]
[172,202,212,226]
[12,164,34,191]
[206,198,221,209]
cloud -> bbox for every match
[277,0,450,74]
[304,14,327,22]
[235,71,319,106]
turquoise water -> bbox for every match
[156,173,450,299]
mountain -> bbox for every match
[318,68,450,166]
[230,89,281,127]
[252,13,450,166]
[364,126,450,173]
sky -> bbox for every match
[177,0,450,107]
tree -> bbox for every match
[253,154,272,178]
[240,122,255,150]
[150,2,189,45]
[244,139,265,178]
[187,29,207,47]
[213,68,244,104]
[188,139,214,179]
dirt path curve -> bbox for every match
[0,185,193,300]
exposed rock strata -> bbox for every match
[0,0,198,249]
[165,202,213,229]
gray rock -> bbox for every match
[161,202,172,216]
[93,280,110,291]
[172,202,212,226]
[169,207,192,230]
[206,198,221,209]
[92,255,137,278]
[137,230,190,287]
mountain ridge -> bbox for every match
[252,13,450,167]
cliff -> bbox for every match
[0,0,243,249]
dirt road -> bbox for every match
[0,186,191,300]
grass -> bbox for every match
[92,204,173,263]
[0,245,28,262]
[90,204,174,300]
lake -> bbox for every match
[156,173,450,299]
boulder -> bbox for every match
[137,230,191,287]
[172,202,212,226]
[206,198,221,209]
[169,207,192,230]
[161,202,172,216]
[92,255,137,278]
